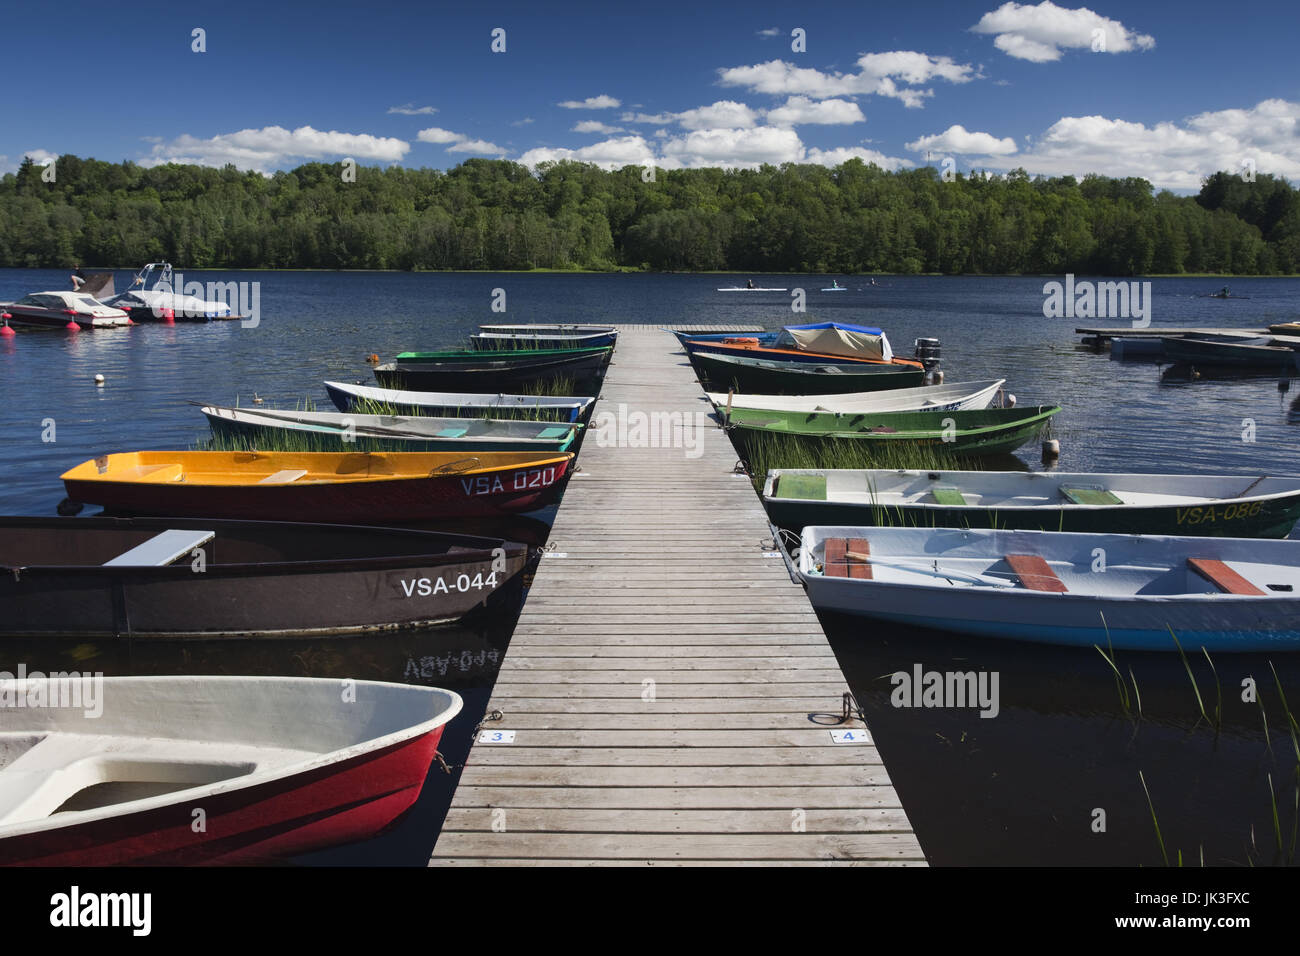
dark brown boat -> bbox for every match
[0,516,527,639]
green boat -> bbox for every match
[726,405,1060,458]
[763,469,1300,538]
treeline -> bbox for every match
[1,155,1297,275]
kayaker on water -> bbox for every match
[746,279,755,289]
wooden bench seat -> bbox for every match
[1005,553,1068,592]
[258,469,308,484]
[1188,558,1265,595]
[104,529,216,567]
[824,537,872,579]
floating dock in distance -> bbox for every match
[430,324,926,867]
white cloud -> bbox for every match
[858,51,976,85]
[515,127,910,172]
[416,127,464,144]
[971,1,1155,62]
[961,99,1300,190]
[661,126,803,166]
[766,96,865,126]
[805,146,912,170]
[757,27,780,37]
[416,127,506,157]
[142,126,408,172]
[557,94,621,109]
[622,111,680,125]
[517,135,658,170]
[573,120,626,134]
[388,104,438,115]
[447,139,507,156]
[676,100,760,130]
[511,117,535,126]
[907,124,1018,156]
[21,149,58,165]
[719,52,977,108]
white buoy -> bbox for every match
[253,393,264,404]
[94,374,105,386]
[1042,438,1060,461]
[1005,393,1016,408]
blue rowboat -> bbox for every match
[796,525,1300,652]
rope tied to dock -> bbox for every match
[433,709,506,773]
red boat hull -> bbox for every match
[0,725,446,866]
[64,458,571,523]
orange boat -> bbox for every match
[62,450,573,523]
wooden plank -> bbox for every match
[429,858,926,867]
[435,327,921,866]
[453,729,872,747]
[488,683,850,698]
[431,832,920,860]
[1188,557,1266,595]
[471,713,867,730]
[446,785,909,810]
[463,747,877,766]
[440,808,914,832]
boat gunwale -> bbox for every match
[764,469,1300,510]
[0,676,462,841]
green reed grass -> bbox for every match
[739,430,972,484]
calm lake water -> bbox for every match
[2,269,1299,866]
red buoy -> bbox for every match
[0,325,14,338]
[66,321,80,331]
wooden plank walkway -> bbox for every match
[430,325,925,866]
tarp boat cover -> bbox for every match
[775,322,893,361]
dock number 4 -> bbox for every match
[830,729,871,744]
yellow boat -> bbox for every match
[61,450,574,522]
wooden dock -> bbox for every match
[430,325,925,866]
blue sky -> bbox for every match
[3,0,1297,191]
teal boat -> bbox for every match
[200,404,582,453]
[763,469,1300,538]
[726,405,1060,458]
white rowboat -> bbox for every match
[708,379,1005,416]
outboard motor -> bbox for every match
[914,337,942,381]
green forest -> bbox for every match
[1,154,1297,275]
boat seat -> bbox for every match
[0,732,312,827]
[1188,558,1266,595]
[258,469,309,484]
[536,426,572,440]
[435,427,469,439]
[929,486,966,506]
[103,529,215,567]
[774,474,827,501]
[1005,554,1068,592]
[1060,485,1123,505]
[824,538,872,579]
